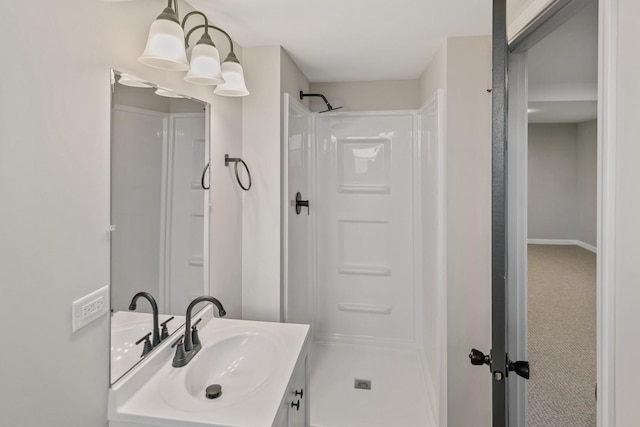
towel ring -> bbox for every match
[201,162,210,190]
[225,154,252,191]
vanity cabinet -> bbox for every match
[274,352,309,427]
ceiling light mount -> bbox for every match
[138,0,249,96]
[156,4,180,24]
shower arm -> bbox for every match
[300,91,330,105]
[299,91,342,112]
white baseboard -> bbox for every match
[527,238,597,253]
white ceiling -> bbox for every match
[527,1,598,123]
[186,0,491,83]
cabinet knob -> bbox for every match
[294,388,303,398]
[291,400,300,411]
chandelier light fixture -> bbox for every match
[139,0,249,97]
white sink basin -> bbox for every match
[110,315,310,427]
[159,325,285,412]
[184,332,279,402]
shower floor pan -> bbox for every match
[310,341,435,427]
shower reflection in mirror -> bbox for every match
[109,70,210,384]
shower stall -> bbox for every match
[283,92,446,427]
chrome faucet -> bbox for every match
[172,296,226,367]
[128,292,161,347]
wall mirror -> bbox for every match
[110,70,210,384]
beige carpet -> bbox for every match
[527,244,596,427]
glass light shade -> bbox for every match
[155,88,183,98]
[118,74,152,88]
[213,61,249,97]
[139,19,189,71]
[184,44,224,85]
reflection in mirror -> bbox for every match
[110,70,209,384]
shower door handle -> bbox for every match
[295,192,309,215]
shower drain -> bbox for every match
[354,379,371,390]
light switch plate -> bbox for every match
[72,286,110,332]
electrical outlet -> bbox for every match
[82,296,105,319]
[72,286,109,332]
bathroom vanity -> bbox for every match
[108,306,310,427]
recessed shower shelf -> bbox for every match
[338,265,391,276]
[337,303,392,315]
[338,184,391,194]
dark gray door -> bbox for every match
[491,0,509,424]
[468,1,529,426]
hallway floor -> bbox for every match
[309,341,434,427]
[527,244,596,426]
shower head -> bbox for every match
[300,91,343,113]
[319,105,343,114]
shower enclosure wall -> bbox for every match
[283,92,446,427]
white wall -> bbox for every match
[241,46,310,322]
[420,43,447,101]
[444,36,493,427]
[281,48,311,109]
[0,0,243,425]
[420,36,493,427]
[528,124,579,240]
[208,84,243,320]
[308,80,421,112]
[615,0,640,423]
[241,46,283,322]
[528,122,597,247]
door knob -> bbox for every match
[508,360,530,380]
[295,192,309,215]
[469,348,491,366]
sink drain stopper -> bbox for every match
[205,384,222,399]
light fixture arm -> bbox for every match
[170,0,180,19]
[182,10,213,49]
[185,24,235,53]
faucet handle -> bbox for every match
[135,332,153,357]
[160,316,175,340]
[171,334,185,348]
[191,318,202,347]
[191,318,202,330]
[161,316,175,327]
